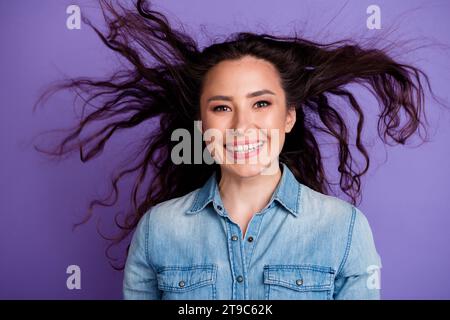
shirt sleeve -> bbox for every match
[123,209,162,300]
[333,206,382,300]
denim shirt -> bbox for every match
[123,162,382,300]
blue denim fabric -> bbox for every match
[123,162,382,300]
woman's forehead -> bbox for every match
[201,57,283,99]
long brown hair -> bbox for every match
[34,0,439,269]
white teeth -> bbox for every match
[226,141,265,153]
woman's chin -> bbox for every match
[229,166,262,178]
[220,162,271,178]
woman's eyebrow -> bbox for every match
[207,89,275,103]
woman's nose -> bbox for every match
[231,108,252,132]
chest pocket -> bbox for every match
[263,264,335,300]
[156,264,217,300]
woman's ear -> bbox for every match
[285,105,296,133]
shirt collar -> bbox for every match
[186,161,301,217]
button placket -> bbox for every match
[226,221,246,299]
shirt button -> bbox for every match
[216,205,223,211]
[179,280,185,288]
[231,235,238,241]
[236,275,243,282]
[296,279,303,286]
[247,236,254,242]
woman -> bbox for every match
[35,0,432,300]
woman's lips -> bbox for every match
[223,140,266,160]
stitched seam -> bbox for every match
[246,214,265,272]
[225,220,237,300]
[187,190,200,213]
[159,279,213,290]
[336,206,357,277]
[276,197,295,216]
[265,280,331,290]
[144,208,159,275]
[144,209,150,265]
[157,265,216,272]
[296,181,301,215]
[264,264,334,273]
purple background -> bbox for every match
[1,0,449,299]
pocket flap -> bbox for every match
[263,264,335,291]
[157,264,217,292]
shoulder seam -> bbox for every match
[336,205,357,277]
[296,182,302,215]
[144,208,158,273]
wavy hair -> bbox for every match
[34,0,437,269]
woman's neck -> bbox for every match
[217,160,282,217]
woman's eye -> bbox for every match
[213,105,231,112]
[255,100,271,108]
[212,101,271,112]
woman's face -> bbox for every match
[199,55,296,178]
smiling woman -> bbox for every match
[200,57,296,179]
[34,0,435,300]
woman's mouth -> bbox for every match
[223,141,266,160]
